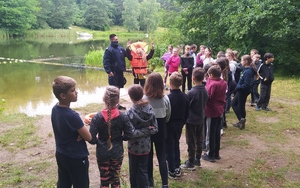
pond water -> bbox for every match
[0,37,135,116]
[0,62,134,116]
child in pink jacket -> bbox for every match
[166,48,180,75]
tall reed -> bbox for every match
[24,29,78,38]
[0,29,10,38]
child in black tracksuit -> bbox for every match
[180,67,208,170]
[180,45,194,92]
[166,72,189,178]
[256,53,275,111]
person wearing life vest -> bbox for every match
[126,41,155,87]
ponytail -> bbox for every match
[103,86,120,150]
[107,91,113,150]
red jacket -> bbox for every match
[205,78,227,117]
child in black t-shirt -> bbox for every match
[51,76,91,188]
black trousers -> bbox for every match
[148,118,168,185]
[231,90,250,121]
[185,122,204,162]
[108,71,125,88]
[207,117,221,158]
[134,77,146,87]
[257,83,271,108]
[251,82,260,103]
[129,153,149,188]
[181,70,192,92]
[165,122,184,172]
[55,152,89,188]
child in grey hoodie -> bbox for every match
[126,84,158,188]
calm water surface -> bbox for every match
[0,37,139,116]
[0,59,134,116]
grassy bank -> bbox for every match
[1,76,299,187]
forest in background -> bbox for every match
[0,0,300,74]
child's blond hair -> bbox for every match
[103,86,120,150]
[169,72,183,89]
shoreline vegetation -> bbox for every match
[1,26,167,70]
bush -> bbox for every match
[84,46,104,67]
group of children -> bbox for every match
[51,73,170,188]
[51,44,275,188]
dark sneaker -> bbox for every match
[264,107,270,111]
[148,178,154,188]
[202,154,216,163]
[215,155,221,160]
[117,104,126,110]
[168,171,177,179]
[255,106,260,111]
[239,118,246,130]
[194,158,201,167]
[175,168,182,177]
[223,121,227,128]
[232,122,240,128]
[180,160,195,171]
[251,102,256,107]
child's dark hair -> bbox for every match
[169,72,183,88]
[144,72,164,99]
[52,76,76,100]
[250,49,259,54]
[207,65,222,78]
[128,84,148,106]
[205,47,213,57]
[216,57,229,82]
[232,50,239,61]
[191,44,197,50]
[264,53,274,59]
[242,55,260,80]
[109,34,116,40]
[192,67,205,82]
[103,86,120,150]
[217,51,225,59]
[253,54,261,59]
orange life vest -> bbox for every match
[130,51,148,74]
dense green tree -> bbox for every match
[122,0,140,31]
[174,0,300,73]
[33,0,53,29]
[221,0,300,73]
[82,0,114,30]
[139,0,160,32]
[47,0,76,29]
[0,0,40,35]
[111,0,124,25]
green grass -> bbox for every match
[0,122,41,151]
